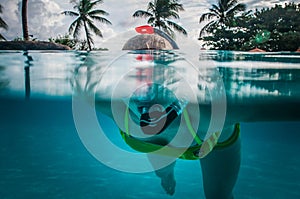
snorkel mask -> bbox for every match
[128,83,188,135]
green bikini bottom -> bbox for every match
[120,123,240,160]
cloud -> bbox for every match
[245,0,296,9]
[1,0,66,40]
[1,0,21,40]
[100,0,150,35]
[27,0,65,40]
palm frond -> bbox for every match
[79,0,90,13]
[87,19,102,37]
[88,9,109,16]
[166,20,187,36]
[167,11,180,19]
[160,22,175,38]
[168,2,184,12]
[227,0,239,10]
[199,12,218,23]
[0,33,6,41]
[68,18,78,35]
[210,5,221,16]
[147,2,155,13]
[90,15,112,25]
[147,17,155,25]
[211,4,222,14]
[0,17,8,30]
[199,20,216,37]
[218,0,227,12]
[227,3,246,16]
[62,10,79,17]
[90,0,104,9]
[72,18,83,39]
[86,28,94,45]
[133,10,153,18]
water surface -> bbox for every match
[0,50,299,199]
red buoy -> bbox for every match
[135,25,154,34]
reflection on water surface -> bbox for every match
[0,50,300,199]
[0,50,299,103]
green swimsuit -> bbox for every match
[120,108,240,160]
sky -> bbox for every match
[0,0,299,47]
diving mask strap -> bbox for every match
[182,109,202,145]
[182,108,220,158]
[125,108,130,136]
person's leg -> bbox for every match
[200,127,241,199]
[155,160,176,195]
[147,153,177,195]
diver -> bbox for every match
[117,27,240,198]
[114,82,241,199]
[75,26,300,199]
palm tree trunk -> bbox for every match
[22,0,29,41]
[83,21,92,51]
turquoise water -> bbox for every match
[0,50,300,198]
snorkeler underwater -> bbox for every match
[0,0,300,198]
[71,26,300,199]
[0,33,299,199]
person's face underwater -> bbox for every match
[128,83,183,136]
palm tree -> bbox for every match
[62,0,112,51]
[133,0,187,38]
[0,3,8,40]
[199,0,246,38]
[22,0,29,41]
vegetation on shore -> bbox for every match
[199,0,246,38]
[48,34,108,51]
[0,40,71,50]
[199,1,300,51]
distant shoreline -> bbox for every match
[0,41,71,50]
[0,41,299,52]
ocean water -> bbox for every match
[0,50,299,199]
